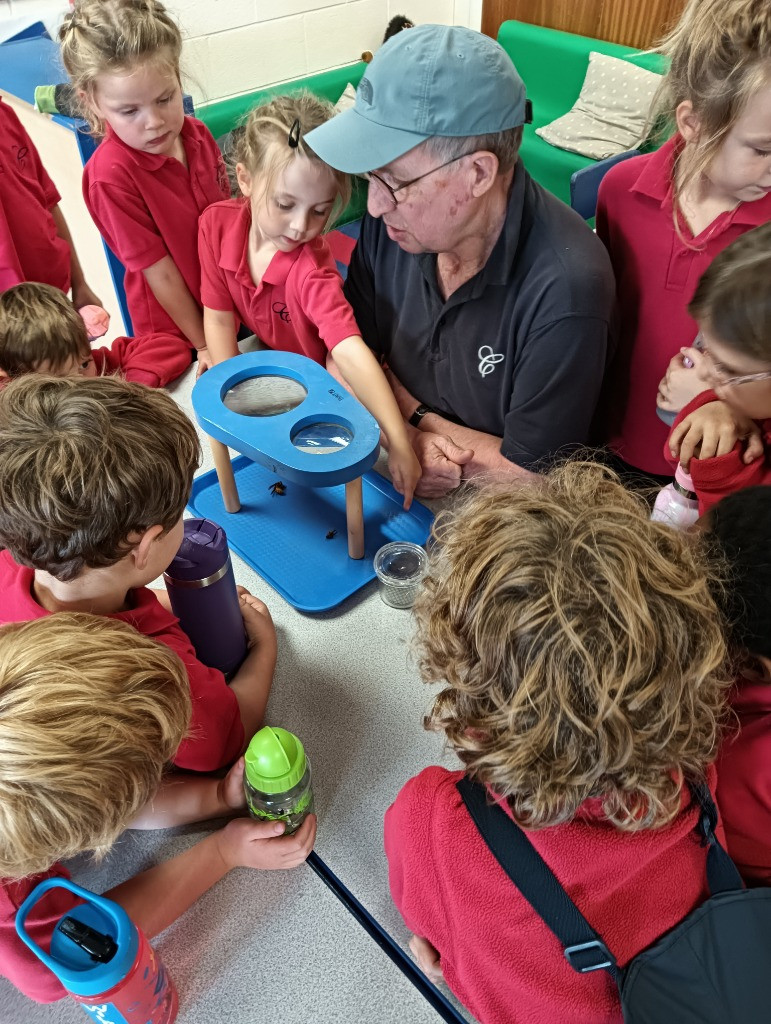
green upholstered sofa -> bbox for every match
[497,20,668,205]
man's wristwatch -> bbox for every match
[409,403,435,428]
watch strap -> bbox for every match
[409,404,434,428]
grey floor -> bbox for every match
[0,358,473,1024]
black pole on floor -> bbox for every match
[306,851,468,1024]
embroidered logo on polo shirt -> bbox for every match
[478,345,504,377]
[272,302,291,324]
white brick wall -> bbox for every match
[1,0,482,107]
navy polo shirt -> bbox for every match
[344,164,616,469]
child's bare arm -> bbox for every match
[128,757,247,829]
[331,336,422,508]
[143,255,207,351]
[204,306,239,367]
[51,204,103,311]
[106,813,316,939]
[152,585,274,752]
[228,590,277,748]
[668,400,764,470]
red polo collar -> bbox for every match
[103,115,200,171]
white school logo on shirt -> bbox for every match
[478,345,504,377]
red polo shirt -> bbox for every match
[0,97,70,293]
[716,678,771,886]
[83,116,229,338]
[199,199,360,363]
[0,550,244,771]
[596,135,771,475]
[1,867,79,1002]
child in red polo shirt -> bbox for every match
[59,0,230,371]
[0,613,316,1003]
[705,488,771,888]
[384,462,730,1024]
[199,93,421,508]
[0,374,277,773]
[665,223,771,513]
[0,282,190,388]
[0,95,106,327]
[596,0,771,480]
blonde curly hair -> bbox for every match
[413,463,731,831]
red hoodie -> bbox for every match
[665,389,771,515]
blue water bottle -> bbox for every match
[16,878,178,1023]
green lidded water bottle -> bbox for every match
[243,726,314,835]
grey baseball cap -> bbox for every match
[305,24,530,174]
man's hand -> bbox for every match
[412,431,474,498]
[657,348,709,414]
[669,400,764,470]
[409,934,444,985]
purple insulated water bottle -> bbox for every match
[164,518,247,677]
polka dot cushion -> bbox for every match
[536,51,662,160]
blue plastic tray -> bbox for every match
[189,457,433,613]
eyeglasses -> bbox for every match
[701,345,771,388]
[360,152,470,208]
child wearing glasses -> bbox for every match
[198,92,420,509]
[596,0,771,480]
[666,222,771,513]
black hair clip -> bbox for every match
[288,119,301,149]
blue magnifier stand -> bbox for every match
[191,352,433,612]
[192,352,382,560]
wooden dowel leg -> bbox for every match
[345,477,364,559]
[210,438,241,513]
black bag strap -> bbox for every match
[456,776,619,981]
[456,777,745,983]
[688,781,744,894]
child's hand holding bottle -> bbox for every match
[656,334,709,424]
[216,812,317,870]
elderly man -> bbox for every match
[306,25,615,497]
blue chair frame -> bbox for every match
[570,149,641,221]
